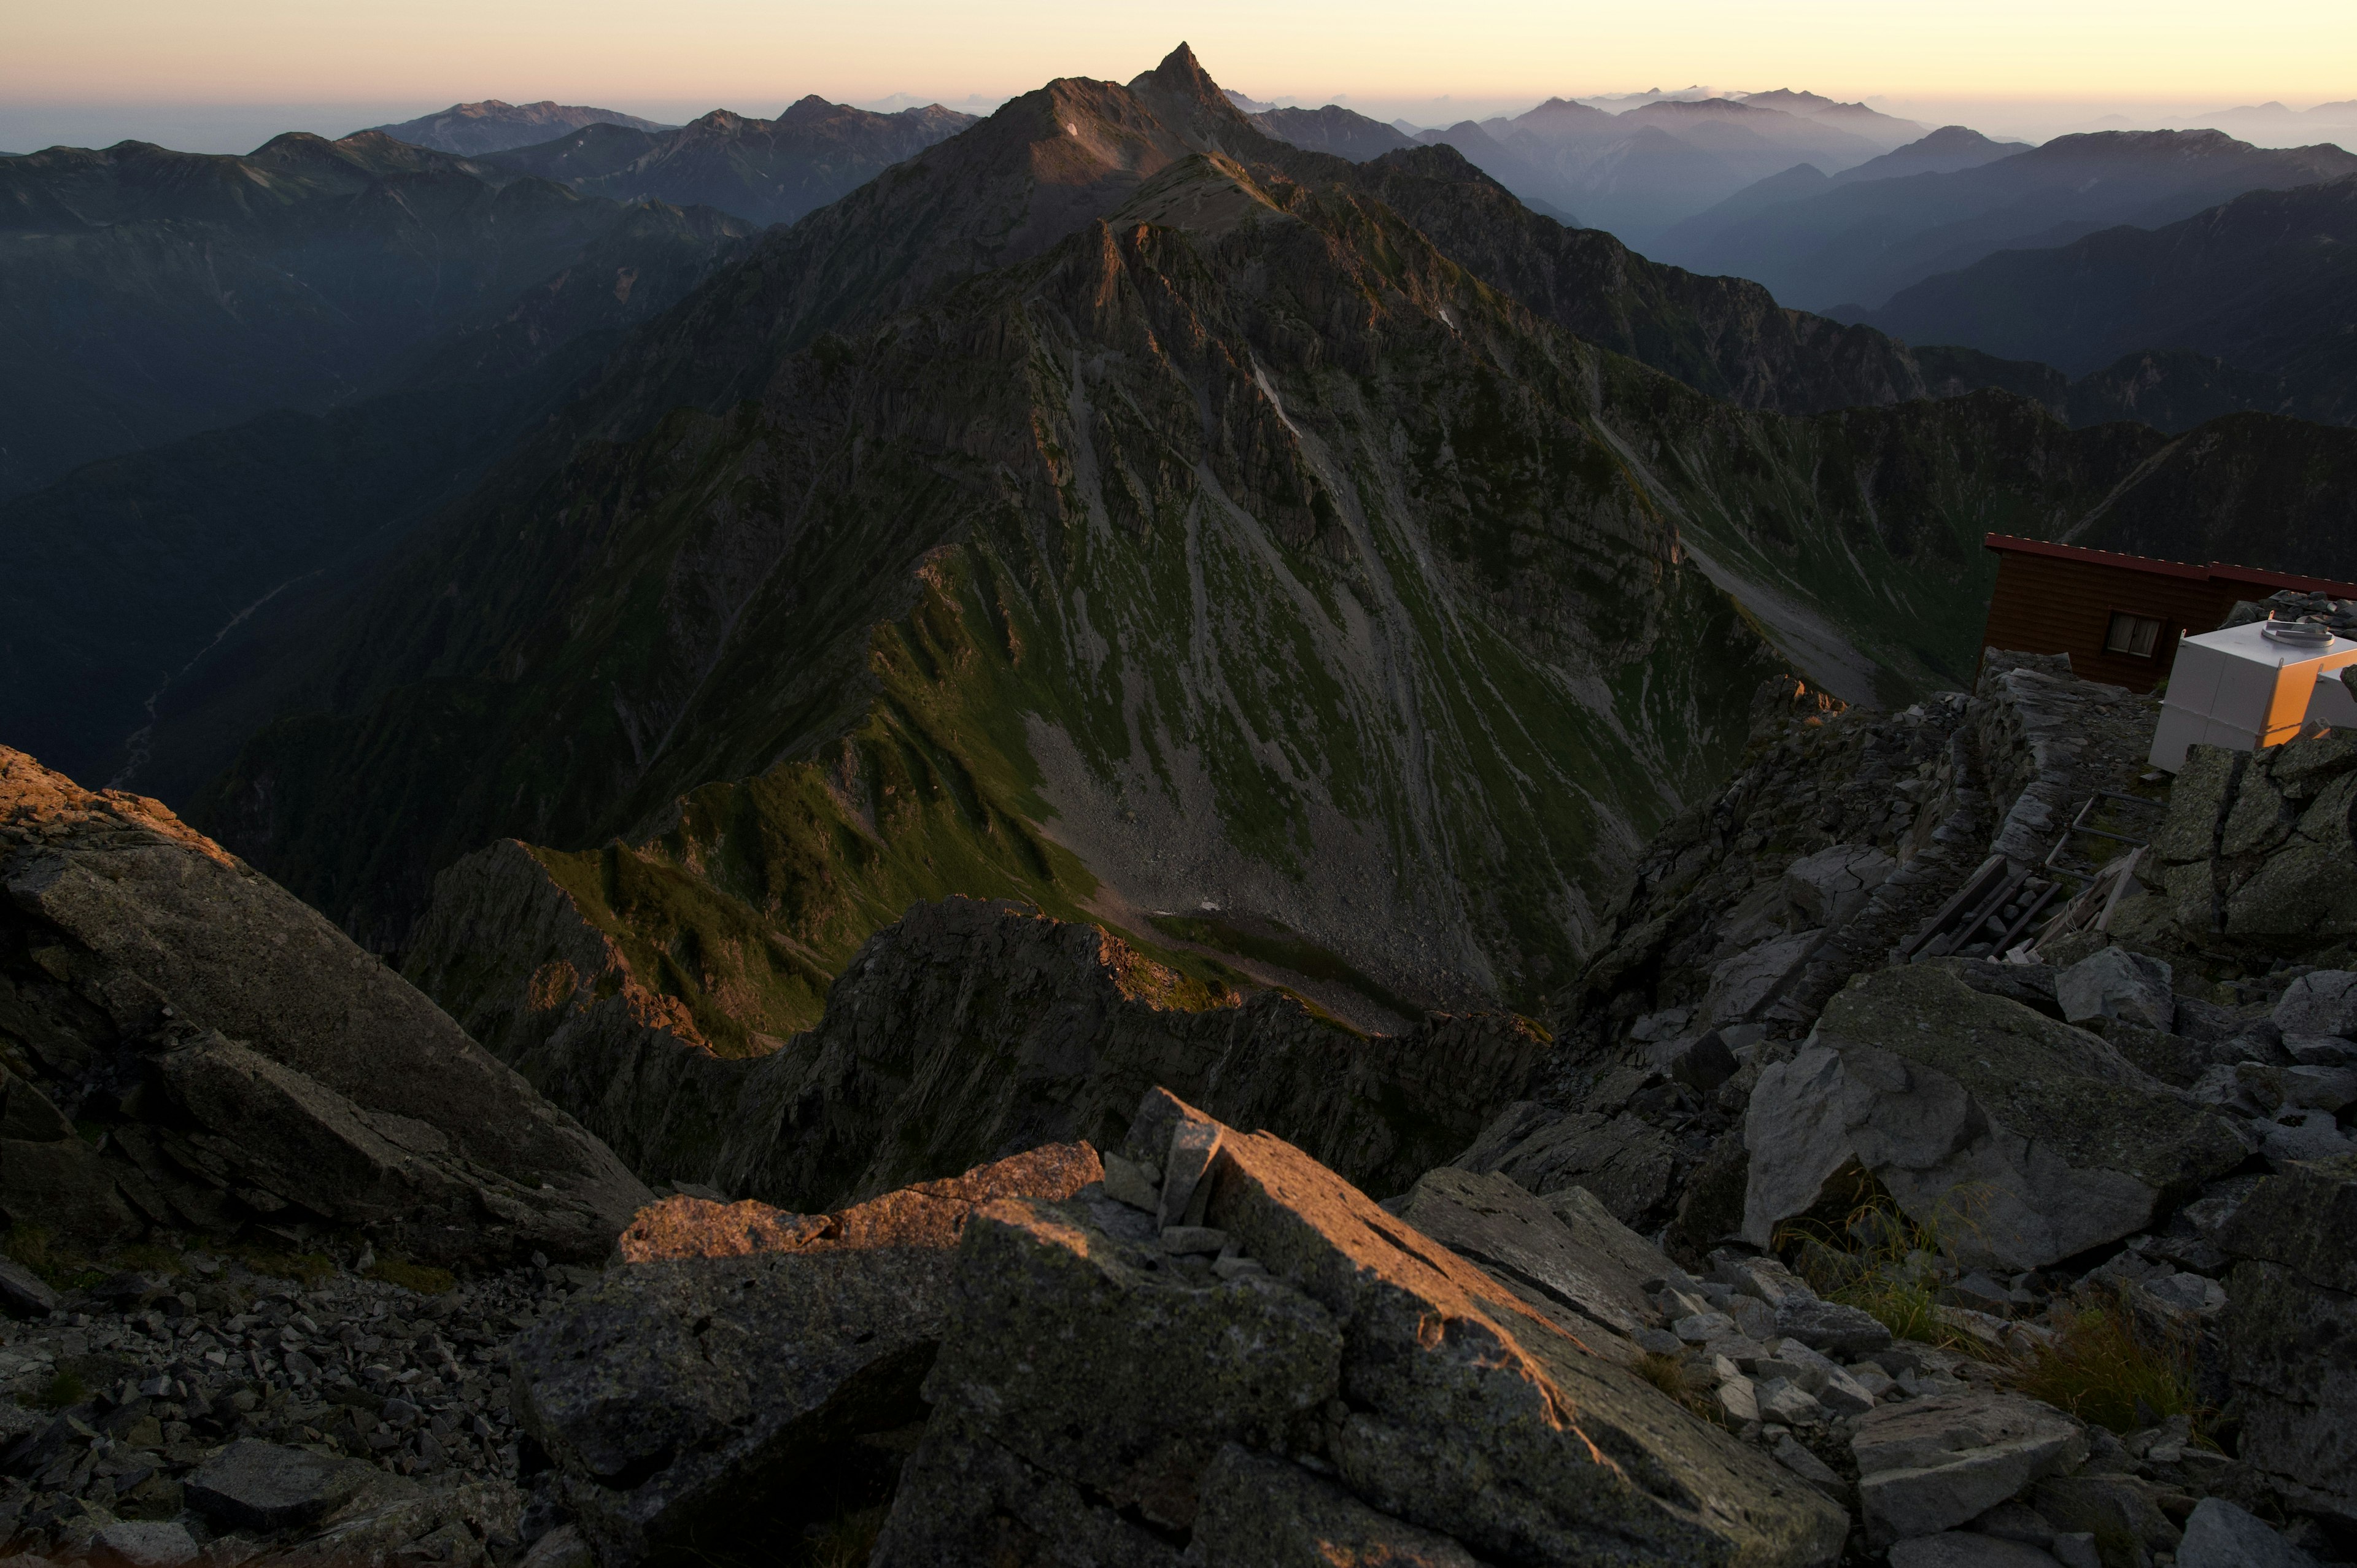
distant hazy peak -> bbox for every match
[364,99,673,156]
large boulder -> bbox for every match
[1849,1392,2088,1545]
[2273,970,2357,1038]
[878,1090,1848,1566]
[514,1146,1102,1565]
[2215,1153,2357,1526]
[1446,1099,1684,1230]
[2054,947,2175,1032]
[2145,737,2357,948]
[1395,1165,1671,1343]
[1743,967,2248,1269]
[0,746,648,1262]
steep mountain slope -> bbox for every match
[1248,105,1415,163]
[0,132,714,497]
[1662,129,2357,311]
[481,98,977,226]
[0,201,754,792]
[1851,174,2357,425]
[365,98,672,155]
[182,49,2357,1051]
[1351,147,1930,415]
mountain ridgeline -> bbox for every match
[364,98,675,155]
[169,48,2357,1051]
[1853,174,2357,428]
[475,96,978,227]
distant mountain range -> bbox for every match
[1850,173,2357,427]
[1404,90,1929,241]
[0,132,754,499]
[1650,128,2357,311]
[363,99,674,155]
[476,97,975,227]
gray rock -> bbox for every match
[0,747,651,1264]
[0,1256,56,1317]
[1663,1032,1740,1095]
[2051,1535,2102,1568]
[2285,1035,2357,1067]
[1446,1100,1683,1230]
[2215,1153,2357,1523]
[1183,1444,1480,1566]
[2273,971,2357,1038]
[1784,844,1897,929]
[1706,932,1824,1027]
[877,1188,1344,1559]
[2177,1497,2318,1568]
[1160,1119,1223,1229]
[2261,1110,2353,1163]
[1776,1339,1878,1414]
[1396,1165,1668,1340]
[1743,967,2248,1269]
[1924,959,2064,1021]
[2030,1474,2184,1560]
[1852,1392,2089,1543]
[1891,1533,2064,1568]
[93,1521,198,1568]
[1099,1153,1160,1211]
[516,1525,594,1568]
[1772,1434,1844,1498]
[1159,1225,1229,1255]
[2056,947,2175,1032]
[185,1440,375,1532]
[1711,1252,1820,1310]
[1758,1377,1825,1425]
[514,1242,952,1565]
[1776,1299,1894,1358]
[1677,1310,1740,1343]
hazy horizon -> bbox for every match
[6,90,2355,160]
[6,0,2352,153]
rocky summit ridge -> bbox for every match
[0,599,2355,1566]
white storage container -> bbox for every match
[2148,619,2357,772]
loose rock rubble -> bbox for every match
[0,1248,591,1566]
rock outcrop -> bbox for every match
[409,870,1546,1210]
[2215,1153,2357,1526]
[1742,965,2249,1268]
[0,747,649,1264]
[513,1090,1848,1566]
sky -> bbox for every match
[6,0,2353,152]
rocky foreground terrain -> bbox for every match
[0,598,2353,1567]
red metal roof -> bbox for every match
[1982,534,2357,599]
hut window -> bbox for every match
[2105,611,2163,657]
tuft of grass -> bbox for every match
[1778,1173,2002,1359]
[367,1256,456,1296]
[802,1505,886,1568]
[1633,1350,1730,1426]
[36,1369,85,1411]
[2006,1286,2207,1437]
[109,1242,186,1277]
[5,1224,83,1288]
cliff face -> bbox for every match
[403,845,1544,1207]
